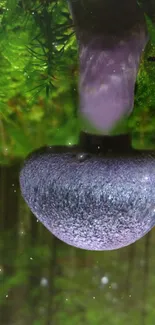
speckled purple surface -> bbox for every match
[20,150,155,250]
[68,0,149,133]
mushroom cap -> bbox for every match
[19,146,155,250]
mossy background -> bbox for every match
[0,0,79,164]
[0,0,155,164]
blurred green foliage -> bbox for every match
[1,211,155,325]
[0,0,79,164]
[0,0,155,164]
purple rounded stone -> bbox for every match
[19,149,155,250]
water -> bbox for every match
[1,1,155,324]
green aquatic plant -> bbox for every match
[0,0,78,163]
[0,0,155,163]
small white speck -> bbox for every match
[141,175,149,182]
[19,229,25,236]
[93,296,95,299]
[40,277,48,287]
[77,153,86,161]
[6,295,8,298]
[30,257,33,260]
[101,276,109,285]
[120,63,127,71]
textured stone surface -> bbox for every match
[20,149,155,250]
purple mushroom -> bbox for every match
[19,1,155,251]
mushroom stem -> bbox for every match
[68,0,149,135]
[79,131,133,154]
